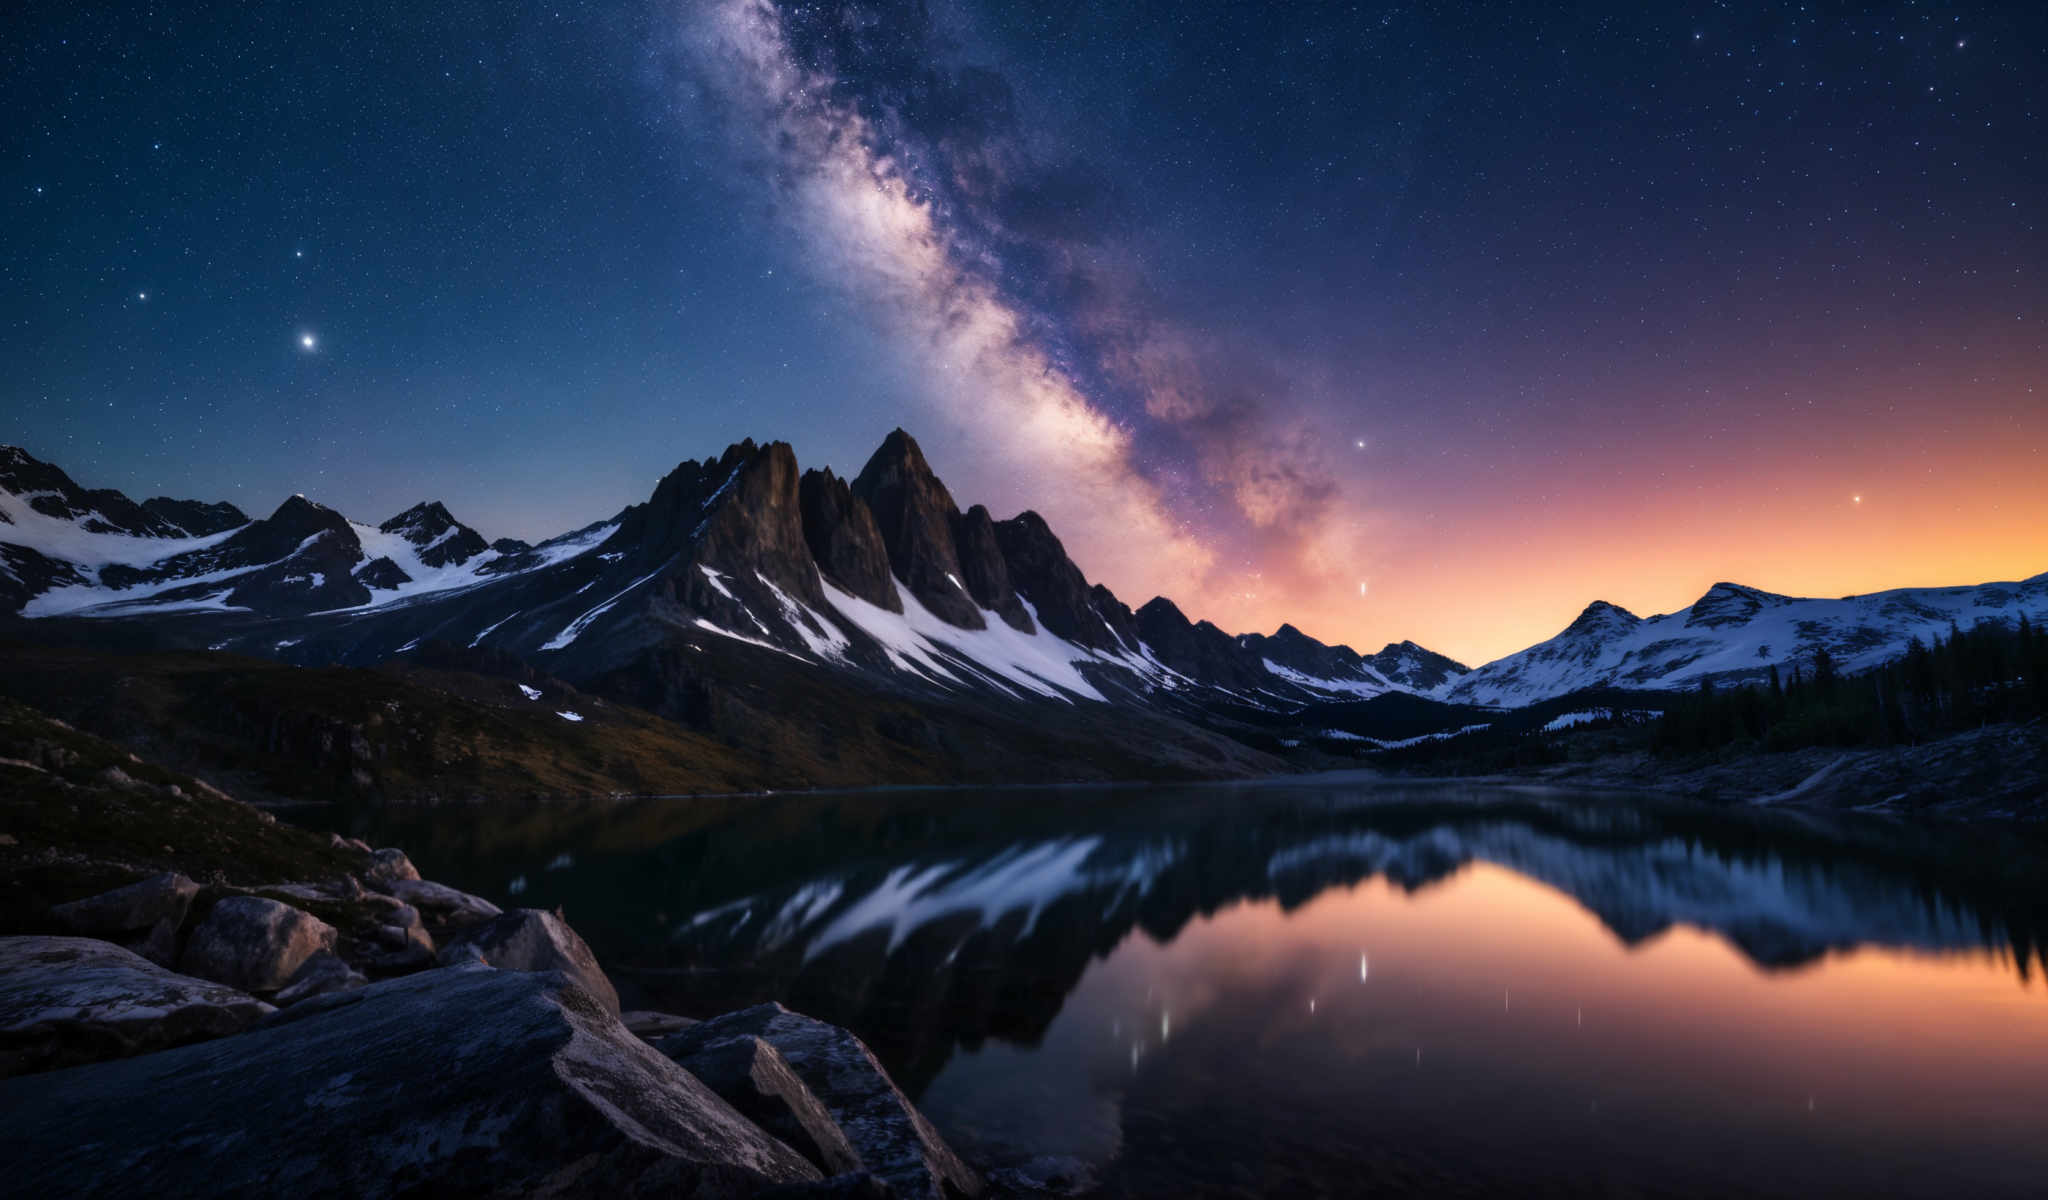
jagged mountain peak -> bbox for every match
[1366,640,1471,692]
[1136,595,1188,624]
[1685,581,1793,629]
[266,492,345,526]
[378,500,489,568]
[853,429,979,629]
[380,499,459,531]
[1567,599,1640,633]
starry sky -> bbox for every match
[5,1,2044,665]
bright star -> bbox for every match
[1852,494,1862,504]
[299,332,317,351]
[137,292,147,301]
[1354,438,1366,449]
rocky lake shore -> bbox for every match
[0,697,993,1198]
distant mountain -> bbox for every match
[0,436,1437,725]
[5,436,2041,778]
[1441,578,2048,707]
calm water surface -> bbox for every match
[326,781,2048,1197]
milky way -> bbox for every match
[5,1,2043,662]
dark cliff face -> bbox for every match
[798,469,900,613]
[952,506,1032,633]
[379,502,490,569]
[140,497,248,537]
[991,511,1126,651]
[688,441,825,611]
[851,430,984,630]
[616,441,758,569]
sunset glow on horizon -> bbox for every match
[7,1,2042,667]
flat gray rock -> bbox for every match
[677,1033,866,1176]
[440,907,619,1015]
[0,936,272,1078]
[179,895,336,993]
[0,965,822,1197]
[663,1003,982,1199]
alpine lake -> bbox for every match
[312,778,2048,1198]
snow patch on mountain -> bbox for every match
[1261,657,1394,698]
[821,579,1110,702]
[540,565,666,650]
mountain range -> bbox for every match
[2,435,2042,784]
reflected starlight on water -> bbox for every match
[337,781,2048,1198]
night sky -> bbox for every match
[5,1,2044,663]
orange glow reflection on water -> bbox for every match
[1120,863,2048,1144]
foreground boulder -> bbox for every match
[663,1003,982,1199]
[362,847,420,887]
[440,907,619,1015]
[0,936,272,1078]
[382,876,501,933]
[179,896,336,992]
[49,872,198,966]
[673,1033,865,1176]
[1,965,822,1196]
[272,952,366,1007]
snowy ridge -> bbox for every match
[0,485,247,573]
[1442,576,2048,706]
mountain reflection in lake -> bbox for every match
[334,781,2048,1197]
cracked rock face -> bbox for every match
[669,1033,866,1176]
[662,1002,983,1200]
[178,896,337,993]
[0,936,273,1078]
[439,907,619,1015]
[0,965,822,1197]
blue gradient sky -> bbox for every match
[5,1,2043,663]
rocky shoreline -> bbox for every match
[0,700,991,1198]
[2,842,987,1197]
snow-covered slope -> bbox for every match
[1,445,616,621]
[1441,578,2048,706]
